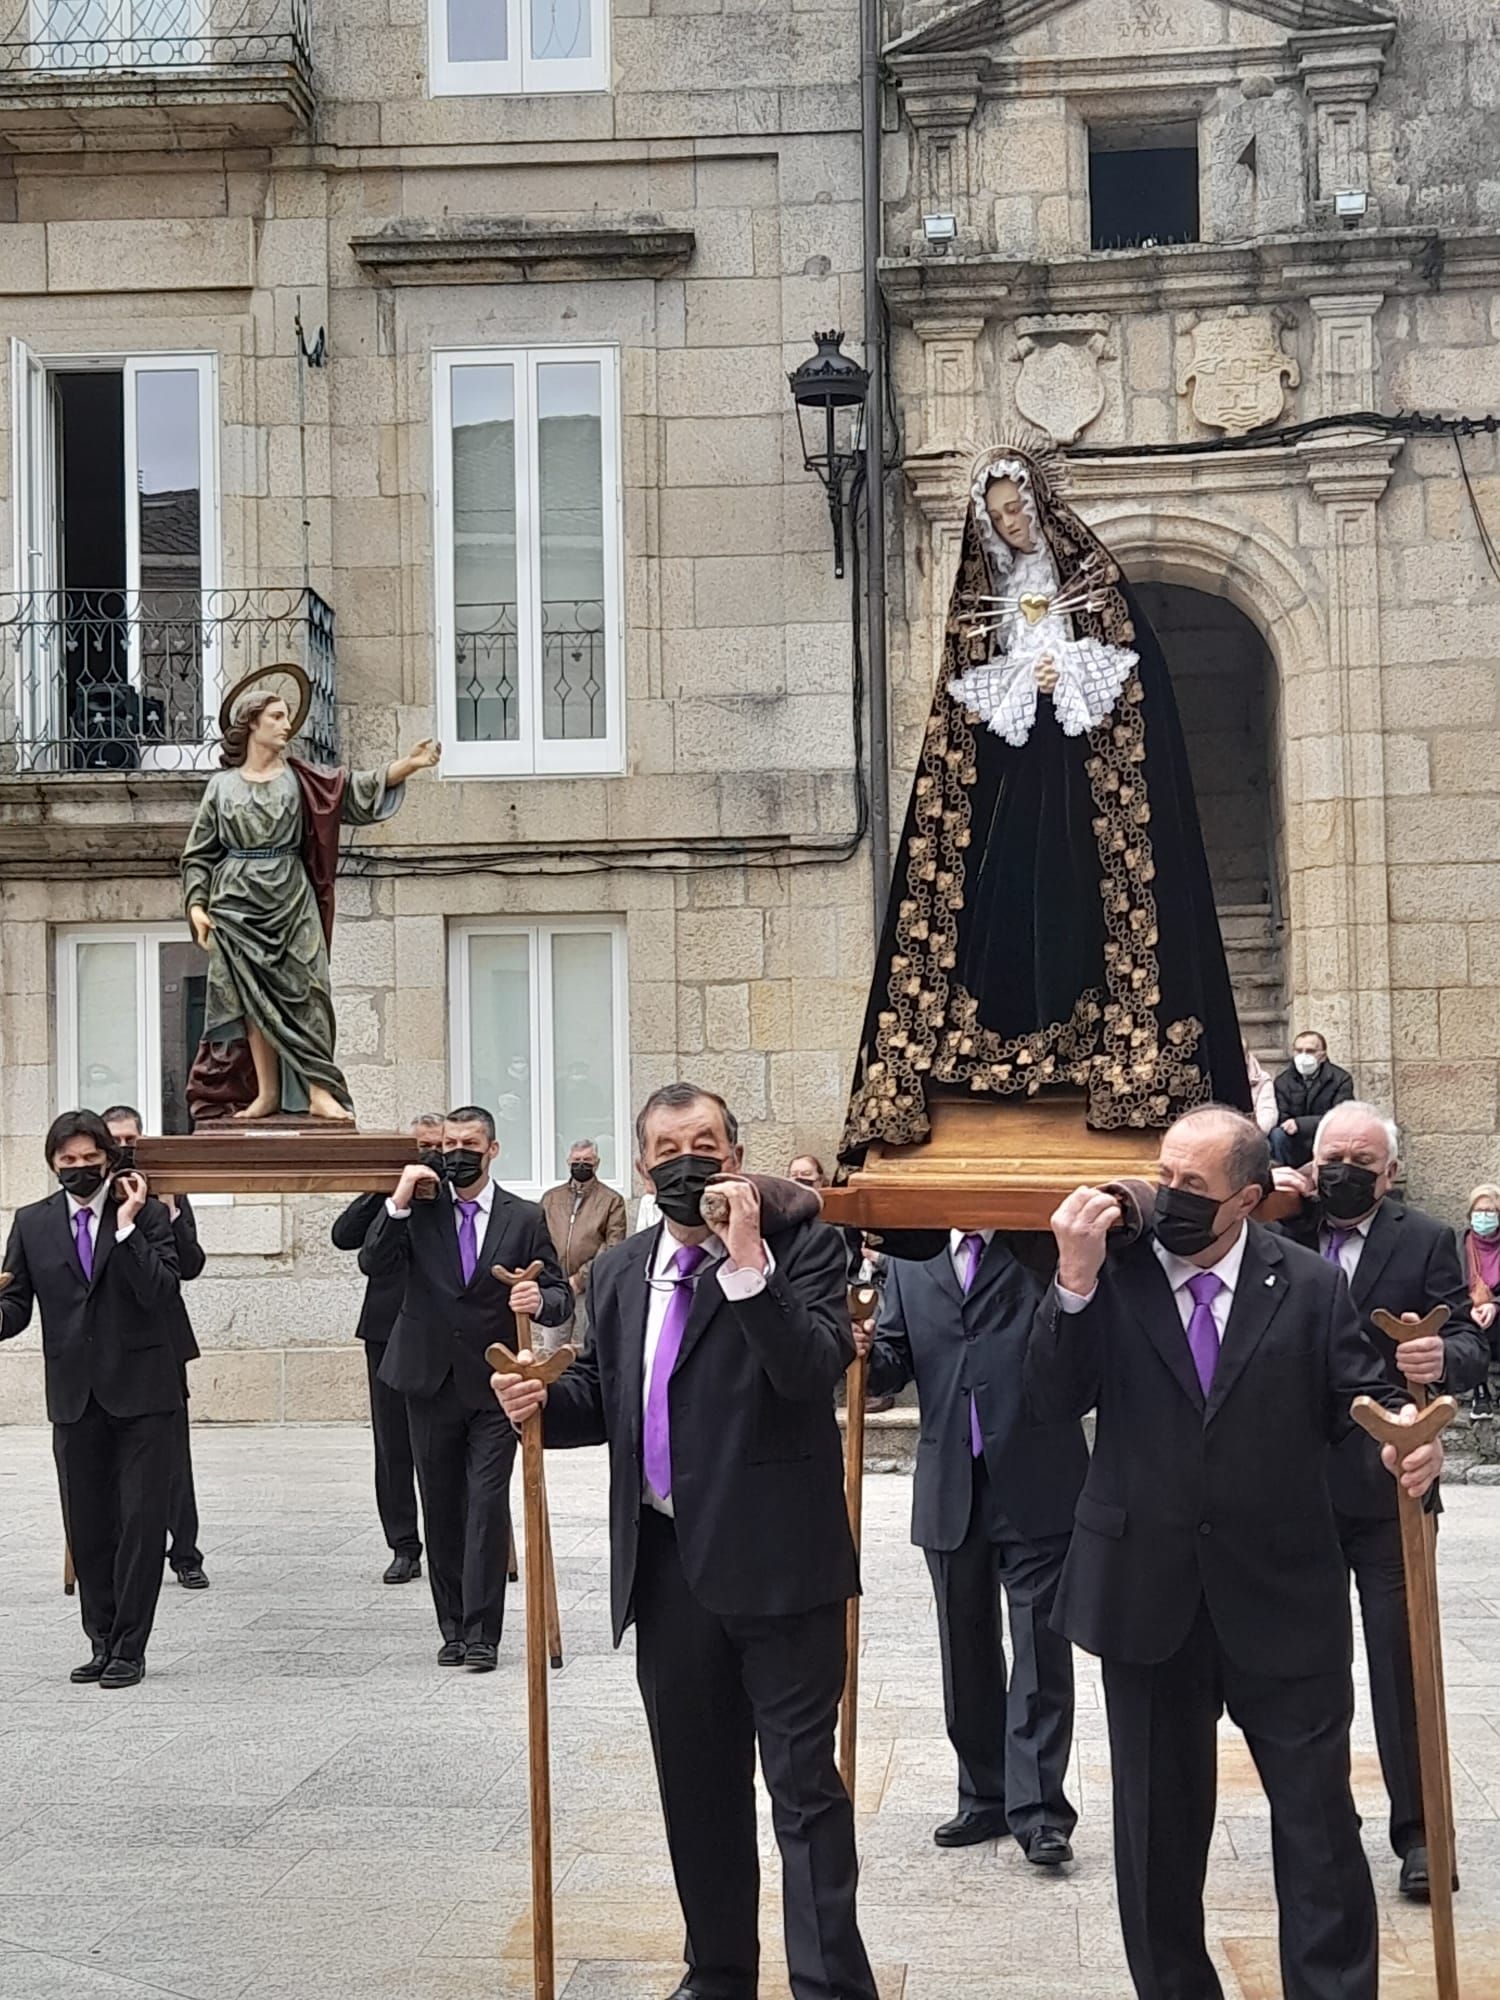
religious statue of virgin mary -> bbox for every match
[839,441,1250,1164]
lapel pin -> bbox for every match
[1265,1274,1275,1287]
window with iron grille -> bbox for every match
[433,345,623,779]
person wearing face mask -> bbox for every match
[1025,1104,1443,2000]
[492,1081,877,2000]
[0,1110,183,1688]
[1458,1183,1500,1417]
[540,1139,627,1351]
[360,1106,569,1669]
[1272,1101,1485,1903]
[330,1112,444,1584]
[1269,1029,1354,1168]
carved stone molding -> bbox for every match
[350,216,697,286]
[912,315,985,454]
[894,57,983,256]
[1292,26,1395,223]
[1010,313,1112,445]
[1295,429,1402,504]
[1308,292,1383,414]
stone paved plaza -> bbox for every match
[5,1426,1500,1999]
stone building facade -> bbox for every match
[0,0,873,1418]
[2,0,1499,1420]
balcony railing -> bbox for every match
[455,599,609,743]
[0,0,313,145]
[0,586,336,777]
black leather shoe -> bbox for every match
[174,1566,210,1591]
[99,1658,145,1689]
[934,1807,1010,1848]
[383,1554,422,1585]
[1023,1826,1074,1868]
[465,1643,498,1673]
[1400,1846,1442,1902]
[70,1651,108,1684]
[437,1641,466,1666]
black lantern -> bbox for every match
[788,330,870,578]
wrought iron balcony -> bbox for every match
[0,586,336,777]
[0,0,313,149]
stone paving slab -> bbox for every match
[3,1426,1499,1997]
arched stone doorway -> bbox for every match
[1135,580,1288,1065]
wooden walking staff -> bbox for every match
[493,1262,566,1669]
[487,1301,576,2000]
[1353,1361,1462,2000]
[840,1282,879,1801]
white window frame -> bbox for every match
[448,916,630,1202]
[9,345,222,773]
[433,344,623,780]
[428,0,609,96]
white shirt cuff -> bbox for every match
[385,1199,411,1219]
[717,1245,776,1301]
[1055,1281,1096,1313]
[115,1221,134,1243]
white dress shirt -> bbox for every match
[67,1180,132,1256]
[641,1223,772,1517]
[949,1227,994,1286]
[1318,1213,1374,1284]
[1057,1221,1251,1349]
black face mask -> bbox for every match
[1318,1160,1381,1223]
[648,1152,723,1227]
[569,1162,596,1184]
[57,1164,107,1202]
[417,1147,445,1173]
[443,1148,487,1189]
[1153,1184,1230,1260]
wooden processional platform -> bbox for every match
[133,1124,421,1195]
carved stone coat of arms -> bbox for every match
[1177,309,1300,436]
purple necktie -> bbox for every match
[643,1243,709,1500]
[1322,1228,1352,1267]
[74,1207,93,1283]
[960,1232,985,1457]
[456,1200,480,1285]
[1185,1270,1223,1398]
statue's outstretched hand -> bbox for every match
[188,906,214,950]
[406,739,440,771]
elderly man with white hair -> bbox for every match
[1274,1099,1486,1904]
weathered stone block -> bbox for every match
[1438,987,1500,1059]
[676,908,766,982]
[704,982,752,1051]
[284,1347,368,1422]
[191,1350,282,1423]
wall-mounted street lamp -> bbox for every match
[787,330,870,579]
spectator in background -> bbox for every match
[540,1140,627,1348]
[1460,1183,1500,1419]
[1244,1043,1277,1135]
[1270,1029,1354,1167]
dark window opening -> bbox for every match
[1089,120,1200,251]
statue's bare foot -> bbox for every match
[234,1094,279,1121]
[308,1087,354,1123]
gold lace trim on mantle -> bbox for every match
[841,496,1211,1156]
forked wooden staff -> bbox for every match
[840,1282,879,1801]
[1353,1306,1462,2000]
[487,1267,575,2000]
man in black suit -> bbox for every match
[1269,1028,1354,1166]
[494,1082,877,2000]
[855,1232,1083,1862]
[361,1105,568,1670]
[1274,1098,1486,1902]
[1024,1104,1443,2000]
[332,1111,444,1585]
[1,1110,183,1688]
[103,1105,210,1593]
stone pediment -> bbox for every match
[889,0,1395,62]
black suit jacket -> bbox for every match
[1272,1060,1354,1150]
[0,1191,184,1424]
[543,1219,859,1645]
[169,1197,204,1369]
[870,1237,1086,1550]
[1275,1198,1487,1518]
[362,1186,569,1411]
[333,1191,403,1345]
[1023,1224,1404,1679]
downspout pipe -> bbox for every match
[860,0,892,931]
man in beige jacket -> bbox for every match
[540,1140,627,1347]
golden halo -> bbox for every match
[217,661,312,741]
